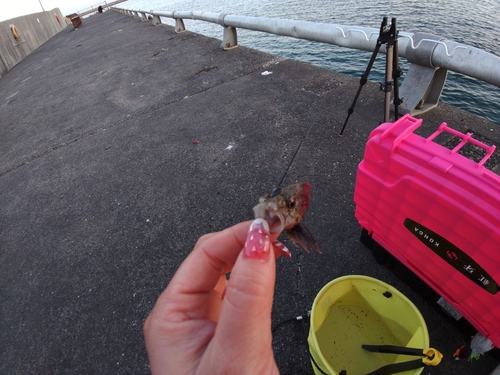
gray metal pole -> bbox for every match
[384,44,394,122]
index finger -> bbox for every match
[167,221,252,297]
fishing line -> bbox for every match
[271,120,316,197]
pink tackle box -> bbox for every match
[354,114,500,347]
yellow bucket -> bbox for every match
[308,275,429,375]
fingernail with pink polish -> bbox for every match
[244,218,271,261]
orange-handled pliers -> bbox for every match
[362,344,443,375]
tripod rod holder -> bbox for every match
[339,17,401,135]
[379,17,398,45]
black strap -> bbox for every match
[309,352,330,375]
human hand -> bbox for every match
[144,219,281,375]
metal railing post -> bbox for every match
[152,15,161,26]
[221,26,238,50]
[175,19,186,33]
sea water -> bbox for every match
[121,0,500,126]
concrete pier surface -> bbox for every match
[1,9,499,374]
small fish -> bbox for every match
[253,182,321,256]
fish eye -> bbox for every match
[288,200,296,208]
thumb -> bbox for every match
[208,219,278,372]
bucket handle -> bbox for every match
[310,352,330,375]
[310,349,347,375]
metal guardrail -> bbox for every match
[114,7,500,116]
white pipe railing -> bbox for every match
[114,7,500,115]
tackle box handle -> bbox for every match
[379,115,423,153]
[426,123,496,168]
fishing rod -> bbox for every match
[270,119,316,197]
[270,17,402,193]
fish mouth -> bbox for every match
[264,208,287,234]
[253,200,287,234]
